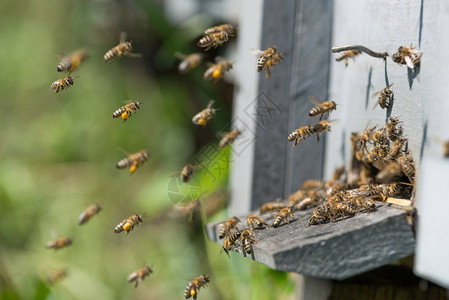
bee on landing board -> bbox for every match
[335,50,361,67]
[197,31,231,51]
[218,216,241,239]
[219,129,242,148]
[114,214,144,235]
[246,214,268,229]
[57,49,89,74]
[116,150,150,174]
[392,45,422,70]
[78,204,102,225]
[221,231,241,258]
[203,60,233,82]
[251,46,284,78]
[127,266,153,288]
[112,101,142,122]
[192,100,217,126]
[288,125,314,147]
[45,237,72,250]
[104,32,142,63]
[184,275,210,300]
[372,84,394,110]
[175,52,204,74]
[204,24,235,35]
[240,229,257,254]
[51,76,74,93]
[271,207,295,228]
[308,96,337,120]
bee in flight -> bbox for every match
[308,96,337,120]
[197,31,231,51]
[78,204,102,225]
[114,214,144,235]
[173,199,201,222]
[184,275,210,300]
[192,100,217,126]
[251,46,284,78]
[204,24,235,35]
[57,49,89,74]
[335,50,362,67]
[203,59,233,82]
[288,125,314,147]
[51,76,74,93]
[372,84,394,110]
[45,237,72,250]
[112,101,142,122]
[392,45,422,70]
[179,162,208,183]
[127,266,153,288]
[104,32,142,63]
[116,149,150,174]
[175,52,204,74]
[47,269,67,285]
[312,120,333,142]
[219,129,242,148]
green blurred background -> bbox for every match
[0,0,295,299]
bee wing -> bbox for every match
[250,49,264,56]
[404,56,415,69]
[371,91,380,98]
[308,95,323,105]
[372,100,380,110]
[206,100,215,108]
[174,52,187,60]
[119,32,127,44]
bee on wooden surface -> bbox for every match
[259,201,286,214]
[127,266,153,288]
[308,96,337,121]
[51,76,74,93]
[192,100,217,126]
[392,45,422,70]
[271,207,295,228]
[204,24,235,35]
[203,60,233,82]
[240,229,257,254]
[184,275,210,300]
[114,214,144,235]
[252,46,284,78]
[116,150,150,174]
[45,237,72,250]
[221,231,241,258]
[104,32,141,63]
[335,50,361,67]
[397,154,415,183]
[246,215,268,229]
[288,125,314,147]
[180,162,208,183]
[375,161,401,183]
[57,49,89,73]
[78,204,102,225]
[197,31,230,51]
[312,120,332,142]
[218,216,241,239]
[175,52,204,74]
[47,269,67,285]
[307,205,328,227]
[219,129,242,148]
[372,84,394,110]
[112,101,141,122]
[444,141,449,158]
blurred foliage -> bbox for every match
[0,0,295,299]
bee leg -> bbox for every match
[134,279,139,288]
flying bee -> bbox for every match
[288,125,314,147]
[204,24,235,35]
[175,52,204,74]
[203,60,233,82]
[252,46,284,78]
[246,214,268,229]
[57,49,89,74]
[259,201,286,214]
[51,76,74,93]
[127,266,153,288]
[78,204,102,225]
[335,50,362,67]
[219,129,242,148]
[372,84,394,110]
[392,45,422,70]
[221,231,241,258]
[180,162,208,183]
[192,100,217,126]
[47,269,67,285]
[104,32,142,63]
[308,96,337,121]
[218,216,241,239]
[312,120,332,142]
[271,207,295,228]
[197,31,231,51]
[112,101,142,122]
[114,214,144,235]
[174,199,201,222]
[240,229,257,254]
[116,150,150,174]
[45,237,72,250]
[184,275,210,300]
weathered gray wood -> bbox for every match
[206,203,415,280]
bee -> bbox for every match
[301,180,323,191]
[180,162,208,183]
[444,141,449,158]
[219,129,242,148]
[312,120,332,142]
[372,129,389,145]
[184,275,210,300]
[192,100,217,126]
[259,201,286,214]
[112,101,142,122]
[252,46,284,78]
[51,76,74,93]
[114,214,144,235]
[57,49,89,73]
[375,161,401,183]
[78,204,102,225]
[47,269,67,285]
[288,125,314,147]
[104,32,141,63]
[45,237,72,250]
[197,31,230,51]
[308,96,337,120]
[246,215,268,229]
[307,205,329,226]
[271,207,295,228]
[116,150,150,174]
[372,84,394,110]
[240,229,257,254]
[392,45,422,70]
[127,266,153,288]
[371,145,389,159]
[397,154,415,184]
[221,231,241,258]
[175,52,204,74]
[335,50,362,67]
[386,137,405,160]
[218,216,241,239]
[174,199,201,222]
[385,117,402,142]
[203,60,233,82]
[204,24,235,35]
